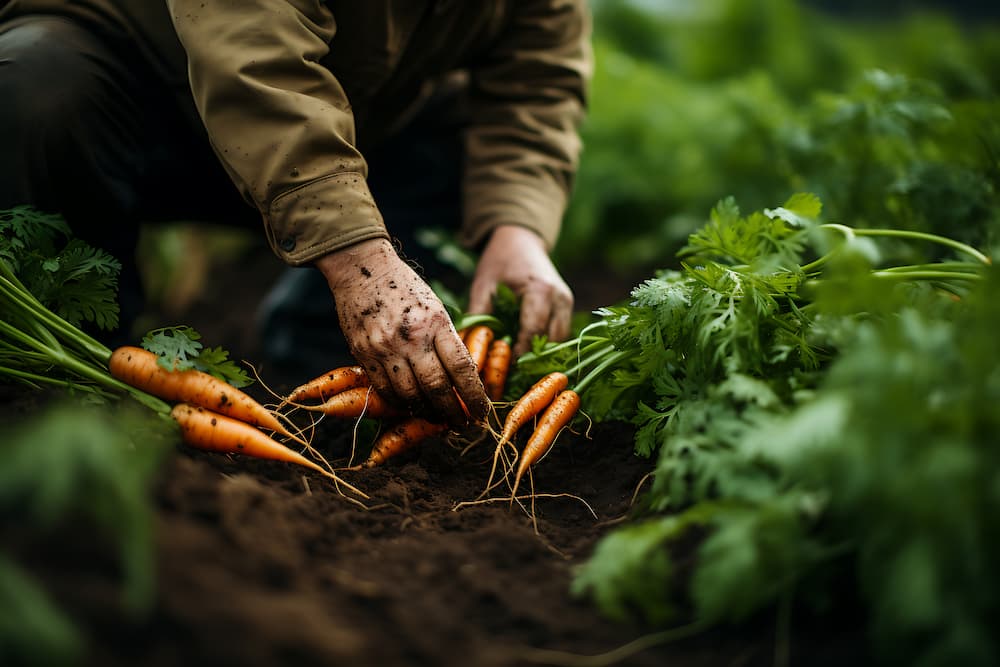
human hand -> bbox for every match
[468,225,574,356]
[315,238,489,426]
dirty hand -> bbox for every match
[468,225,574,356]
[315,238,489,426]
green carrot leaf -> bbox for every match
[141,325,253,387]
[192,346,253,388]
[141,326,203,371]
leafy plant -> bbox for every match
[0,401,174,665]
[552,194,997,665]
[0,207,251,405]
[0,207,268,664]
[0,206,121,331]
[142,326,251,387]
[558,3,1000,273]
[519,192,985,424]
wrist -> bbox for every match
[486,224,548,253]
[314,237,397,291]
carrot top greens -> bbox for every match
[0,207,252,409]
[0,205,121,331]
[509,193,997,666]
[142,326,252,388]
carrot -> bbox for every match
[482,371,569,496]
[109,346,305,445]
[481,338,512,402]
[363,417,447,468]
[171,403,328,476]
[498,371,569,445]
[171,403,370,499]
[298,385,403,419]
[463,324,494,371]
[510,389,581,498]
[286,364,368,403]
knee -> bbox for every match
[0,17,112,129]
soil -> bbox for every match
[3,242,869,667]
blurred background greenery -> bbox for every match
[555,0,1000,276]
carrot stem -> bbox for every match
[564,343,617,378]
[0,364,114,397]
[453,313,503,332]
[819,224,991,265]
[0,271,111,363]
[870,270,982,281]
[0,317,170,414]
[572,349,634,395]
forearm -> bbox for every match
[167,0,388,265]
[461,0,592,250]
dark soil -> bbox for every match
[3,242,869,667]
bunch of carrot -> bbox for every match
[282,323,513,468]
[488,338,632,499]
[106,346,360,490]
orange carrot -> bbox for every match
[109,346,304,445]
[511,389,581,497]
[171,403,328,476]
[286,364,368,403]
[298,386,403,419]
[481,338,512,402]
[463,324,494,371]
[498,371,569,445]
[363,417,447,468]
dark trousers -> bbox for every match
[0,14,463,370]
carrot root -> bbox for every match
[463,324,495,372]
[510,389,581,499]
[498,371,569,445]
[285,364,368,404]
[482,338,512,402]
[171,403,368,498]
[364,417,447,468]
[296,386,403,419]
[110,346,306,446]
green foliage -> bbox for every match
[568,193,998,665]
[0,210,159,409]
[764,288,1000,665]
[489,283,522,342]
[546,3,1000,662]
[0,401,176,664]
[557,2,1000,273]
[141,325,252,388]
[0,554,81,666]
[0,208,252,409]
[571,507,707,626]
[0,206,121,330]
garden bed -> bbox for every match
[2,243,866,666]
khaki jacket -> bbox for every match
[1,1,591,265]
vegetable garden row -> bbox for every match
[3,2,1000,665]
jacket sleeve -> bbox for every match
[166,0,388,265]
[460,0,592,251]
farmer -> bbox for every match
[0,2,591,426]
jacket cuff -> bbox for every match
[459,181,567,250]
[266,172,390,265]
